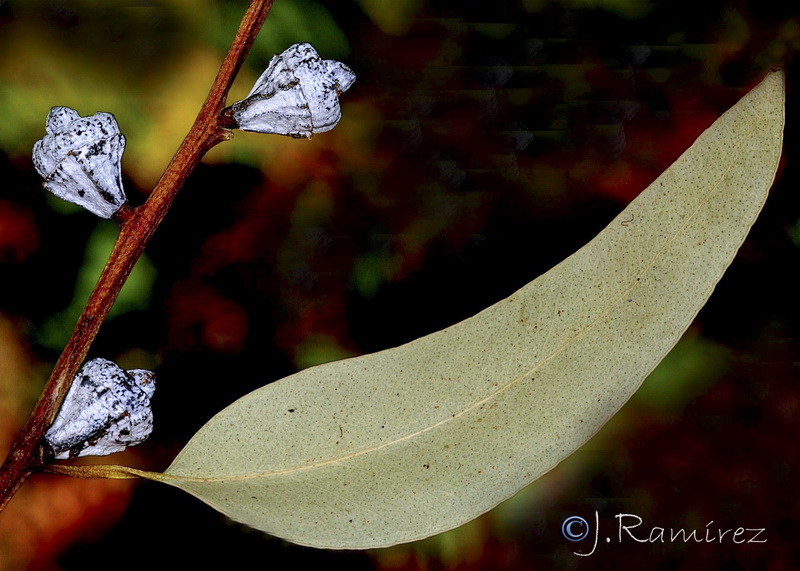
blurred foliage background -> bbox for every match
[1,0,799,569]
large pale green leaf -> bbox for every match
[153,71,784,548]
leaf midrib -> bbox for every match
[170,111,753,484]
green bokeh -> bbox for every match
[37,220,156,350]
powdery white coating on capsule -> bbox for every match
[44,358,156,460]
[229,43,356,138]
[32,106,127,218]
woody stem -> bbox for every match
[0,0,274,512]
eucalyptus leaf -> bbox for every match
[153,71,784,548]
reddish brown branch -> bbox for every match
[0,0,274,512]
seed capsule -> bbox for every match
[44,358,156,459]
[228,43,356,138]
[32,106,127,219]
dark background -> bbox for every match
[1,0,799,569]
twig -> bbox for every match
[0,0,274,512]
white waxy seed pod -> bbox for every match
[229,43,356,139]
[44,358,156,460]
[32,106,127,219]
